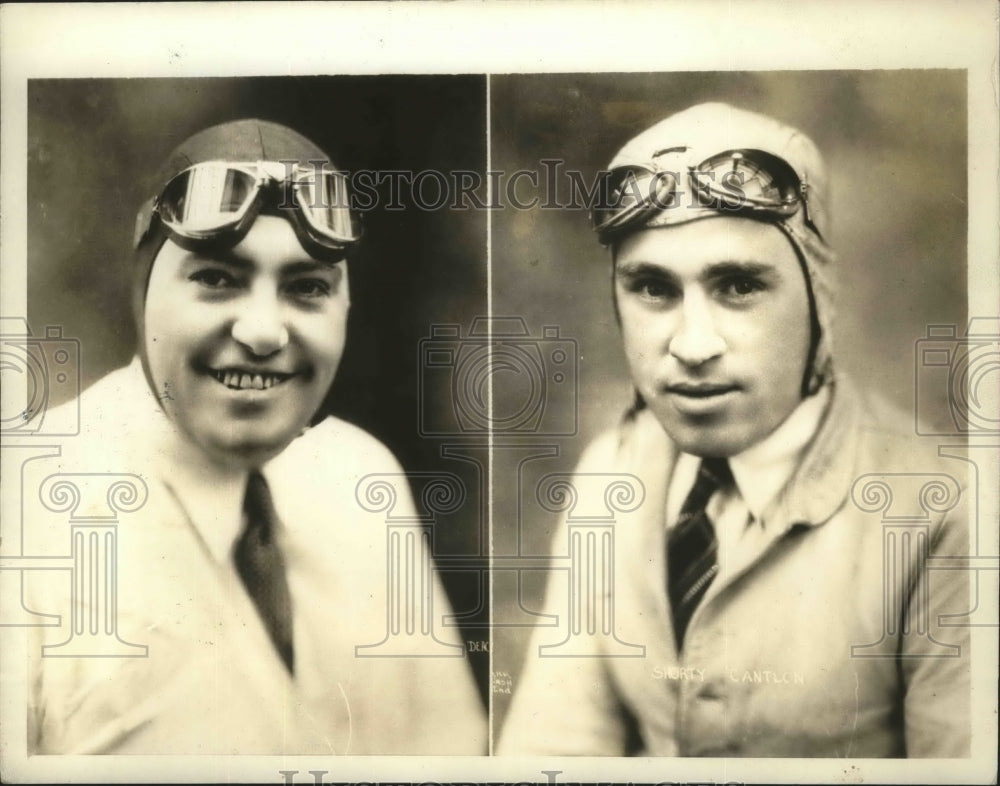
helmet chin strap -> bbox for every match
[132,222,168,413]
[776,224,828,399]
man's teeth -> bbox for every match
[213,370,288,390]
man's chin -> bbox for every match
[200,429,300,470]
[651,410,748,458]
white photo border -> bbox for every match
[1,2,997,784]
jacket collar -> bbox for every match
[621,376,859,533]
[766,375,860,530]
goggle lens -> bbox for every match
[692,150,801,212]
[593,169,678,239]
[293,168,361,244]
[158,164,258,235]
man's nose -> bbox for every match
[668,293,725,367]
[231,287,289,357]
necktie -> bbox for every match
[667,457,732,649]
[234,470,295,674]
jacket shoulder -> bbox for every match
[574,406,670,474]
[848,386,963,478]
[835,383,971,539]
[273,415,407,480]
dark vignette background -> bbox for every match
[489,70,968,732]
[27,76,490,705]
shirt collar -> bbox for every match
[728,384,831,520]
[669,384,830,525]
[123,356,250,564]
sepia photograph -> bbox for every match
[1,2,997,784]
[490,70,972,758]
[10,75,489,756]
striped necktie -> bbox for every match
[667,457,732,650]
[234,470,295,674]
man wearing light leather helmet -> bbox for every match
[499,103,970,757]
[28,119,485,754]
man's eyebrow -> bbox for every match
[179,253,341,275]
[280,259,342,276]
[703,261,776,278]
[180,252,254,271]
[614,260,677,279]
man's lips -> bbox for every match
[664,382,740,398]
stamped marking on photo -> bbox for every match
[0,470,149,658]
[0,318,80,437]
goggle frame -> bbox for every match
[151,160,362,262]
[593,148,814,245]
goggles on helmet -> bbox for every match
[142,160,362,261]
[592,148,816,245]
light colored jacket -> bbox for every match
[27,359,486,754]
[499,380,970,757]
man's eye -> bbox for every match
[718,276,765,299]
[189,269,238,289]
[287,278,332,299]
[630,277,677,301]
[634,278,678,300]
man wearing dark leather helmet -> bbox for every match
[27,119,486,755]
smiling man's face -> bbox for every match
[614,216,811,458]
[144,215,349,469]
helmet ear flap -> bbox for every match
[624,389,647,423]
[133,197,157,250]
[773,223,833,399]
